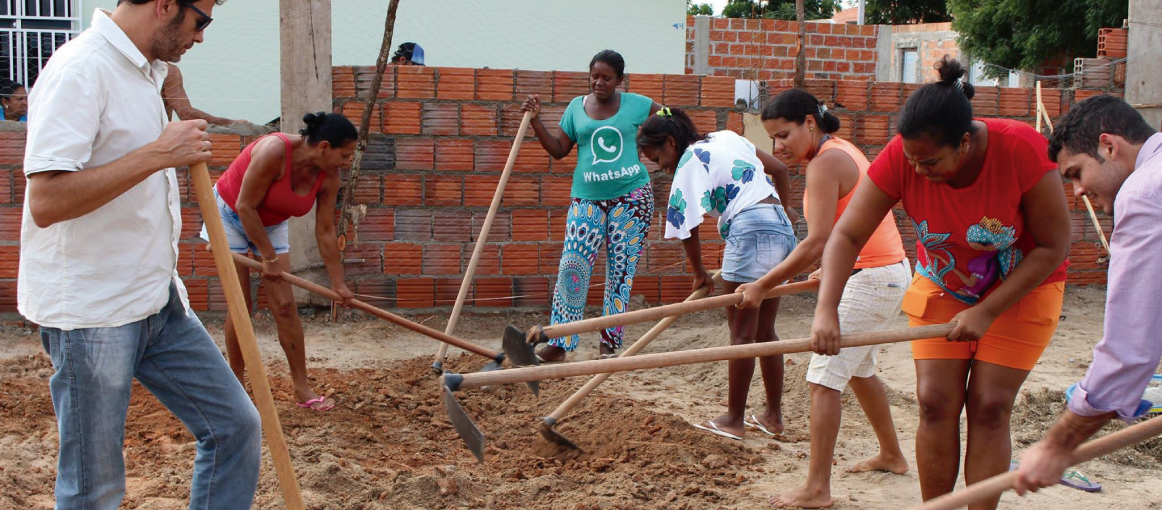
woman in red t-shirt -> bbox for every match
[200,112,357,412]
[809,58,1070,508]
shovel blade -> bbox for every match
[539,419,581,451]
[502,325,539,368]
[443,386,486,463]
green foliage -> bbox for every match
[864,0,951,24]
[687,1,714,16]
[721,0,843,21]
[948,0,1127,76]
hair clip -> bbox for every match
[656,107,672,117]
[817,104,828,116]
[954,80,964,93]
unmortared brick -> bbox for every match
[396,66,436,99]
[476,68,515,102]
[460,103,498,136]
[436,67,475,101]
[383,173,423,206]
[385,101,423,135]
[435,139,474,171]
[384,242,423,275]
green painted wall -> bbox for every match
[80,0,685,123]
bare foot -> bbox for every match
[847,453,908,474]
[749,412,785,436]
[769,485,833,509]
[536,345,567,363]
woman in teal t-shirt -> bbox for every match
[521,50,662,362]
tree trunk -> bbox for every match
[795,0,806,89]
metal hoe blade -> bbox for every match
[443,385,486,463]
[501,325,540,396]
[539,416,581,451]
[430,360,444,375]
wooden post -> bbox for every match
[191,163,304,509]
[280,0,334,305]
[794,0,806,89]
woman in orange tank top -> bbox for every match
[736,90,911,509]
[200,112,357,412]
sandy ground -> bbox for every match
[1,285,1160,509]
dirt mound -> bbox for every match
[0,353,769,509]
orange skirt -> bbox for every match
[903,274,1064,371]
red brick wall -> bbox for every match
[684,16,879,81]
[0,69,1108,315]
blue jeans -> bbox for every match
[40,283,261,509]
[721,202,798,283]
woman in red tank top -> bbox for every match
[202,112,357,412]
[810,58,1071,509]
[738,90,911,509]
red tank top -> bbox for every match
[215,133,327,226]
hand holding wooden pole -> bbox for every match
[190,162,304,510]
[910,413,1162,510]
[434,110,534,370]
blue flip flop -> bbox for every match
[1009,461,1102,492]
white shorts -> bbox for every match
[806,260,911,391]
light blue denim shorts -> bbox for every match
[199,187,290,255]
[721,202,798,283]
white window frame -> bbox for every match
[0,0,81,86]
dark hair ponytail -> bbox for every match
[760,88,840,134]
[589,49,626,77]
[898,56,976,146]
[636,107,703,153]
[300,111,358,148]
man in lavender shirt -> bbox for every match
[1014,95,1162,494]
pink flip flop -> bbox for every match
[295,396,335,412]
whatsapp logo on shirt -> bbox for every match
[591,126,624,165]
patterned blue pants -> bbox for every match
[550,184,654,351]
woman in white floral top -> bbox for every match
[638,107,799,440]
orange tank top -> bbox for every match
[804,138,907,269]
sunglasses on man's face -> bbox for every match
[187,3,213,32]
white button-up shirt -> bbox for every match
[18,9,188,330]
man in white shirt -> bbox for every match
[20,1,261,508]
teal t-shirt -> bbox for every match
[559,92,653,200]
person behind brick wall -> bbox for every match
[637,107,798,442]
[19,1,263,508]
[1014,95,1162,495]
[519,49,664,362]
[741,89,911,509]
[201,111,357,412]
[0,78,28,122]
[810,56,1071,510]
[162,62,247,125]
[391,42,424,66]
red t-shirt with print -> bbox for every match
[867,118,1069,305]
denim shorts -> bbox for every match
[199,187,290,255]
[721,202,798,283]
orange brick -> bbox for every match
[476,68,514,101]
[396,277,435,308]
[516,70,553,99]
[0,245,17,278]
[423,244,462,275]
[511,209,550,241]
[512,277,551,307]
[699,75,735,108]
[501,245,539,275]
[360,208,395,242]
[687,109,718,135]
[394,137,434,170]
[835,80,868,111]
[628,74,664,103]
[471,210,511,242]
[0,132,24,166]
[396,66,435,99]
[869,82,902,113]
[353,174,381,204]
[999,88,1031,117]
[663,74,700,107]
[464,175,500,207]
[541,175,572,206]
[513,141,550,173]
[435,67,474,100]
[424,174,463,206]
[340,101,382,133]
[435,139,474,171]
[972,86,1000,117]
[474,277,513,307]
[505,176,541,207]
[384,101,422,135]
[333,66,356,99]
[553,71,589,102]
[473,140,510,172]
[383,174,423,206]
[857,115,891,147]
[384,242,422,275]
[354,65,395,99]
[461,103,498,136]
[421,103,459,136]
